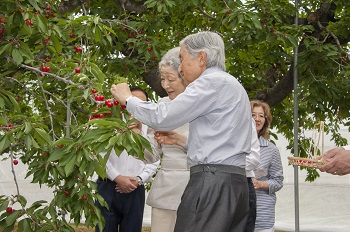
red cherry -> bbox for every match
[35,11,40,15]
[107,102,113,108]
[25,19,32,25]
[57,144,63,148]
[82,195,88,201]
[46,66,50,72]
[120,105,126,109]
[104,100,111,105]
[6,207,13,213]
[343,58,347,63]
[98,114,104,118]
[13,159,18,165]
[146,39,151,43]
[8,123,13,128]
[95,95,101,101]
[45,14,49,19]
[91,89,97,94]
[45,57,50,62]
[69,34,76,38]
[45,5,51,11]
[0,18,6,23]
[75,68,81,73]
[99,95,104,101]
[19,9,25,13]
[147,47,153,52]
[64,190,69,196]
[113,100,119,105]
[225,10,230,15]
[43,151,47,156]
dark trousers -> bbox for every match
[95,178,145,232]
[174,164,249,232]
[244,178,257,232]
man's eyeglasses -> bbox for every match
[252,113,266,120]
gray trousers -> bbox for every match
[174,164,249,232]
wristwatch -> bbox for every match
[136,176,143,186]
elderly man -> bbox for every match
[110,31,252,232]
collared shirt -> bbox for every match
[127,67,252,168]
[246,119,261,178]
[103,124,160,182]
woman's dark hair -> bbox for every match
[130,87,148,101]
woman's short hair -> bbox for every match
[158,47,181,72]
[250,100,272,139]
[179,31,226,71]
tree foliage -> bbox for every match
[0,0,350,230]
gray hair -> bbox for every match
[158,47,181,71]
[179,31,226,71]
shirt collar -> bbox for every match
[259,136,269,147]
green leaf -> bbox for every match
[64,154,76,176]
[51,35,62,53]
[47,149,65,162]
[0,116,6,126]
[27,0,41,11]
[34,128,52,144]
[251,17,262,30]
[36,14,48,34]
[24,122,32,134]
[88,62,106,83]
[18,218,32,232]
[12,49,23,64]
[17,195,27,207]
[24,135,32,150]
[5,210,21,227]
[0,135,11,154]
[0,43,12,56]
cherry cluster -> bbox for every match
[90,89,126,120]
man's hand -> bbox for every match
[110,83,132,106]
[319,147,350,176]
[114,175,138,193]
[154,130,179,145]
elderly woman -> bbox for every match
[250,100,284,232]
[146,47,189,232]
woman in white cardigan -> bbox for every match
[146,47,190,232]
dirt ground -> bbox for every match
[73,225,151,231]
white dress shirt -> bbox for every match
[103,124,160,182]
[246,119,260,178]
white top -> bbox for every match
[246,119,261,178]
[343,145,350,150]
[102,124,160,182]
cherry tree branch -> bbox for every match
[317,20,344,54]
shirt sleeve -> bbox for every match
[343,145,350,150]
[267,146,284,195]
[126,75,218,131]
[138,159,160,183]
[246,120,260,172]
[104,152,120,181]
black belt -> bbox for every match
[190,164,245,176]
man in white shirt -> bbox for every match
[95,87,160,232]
